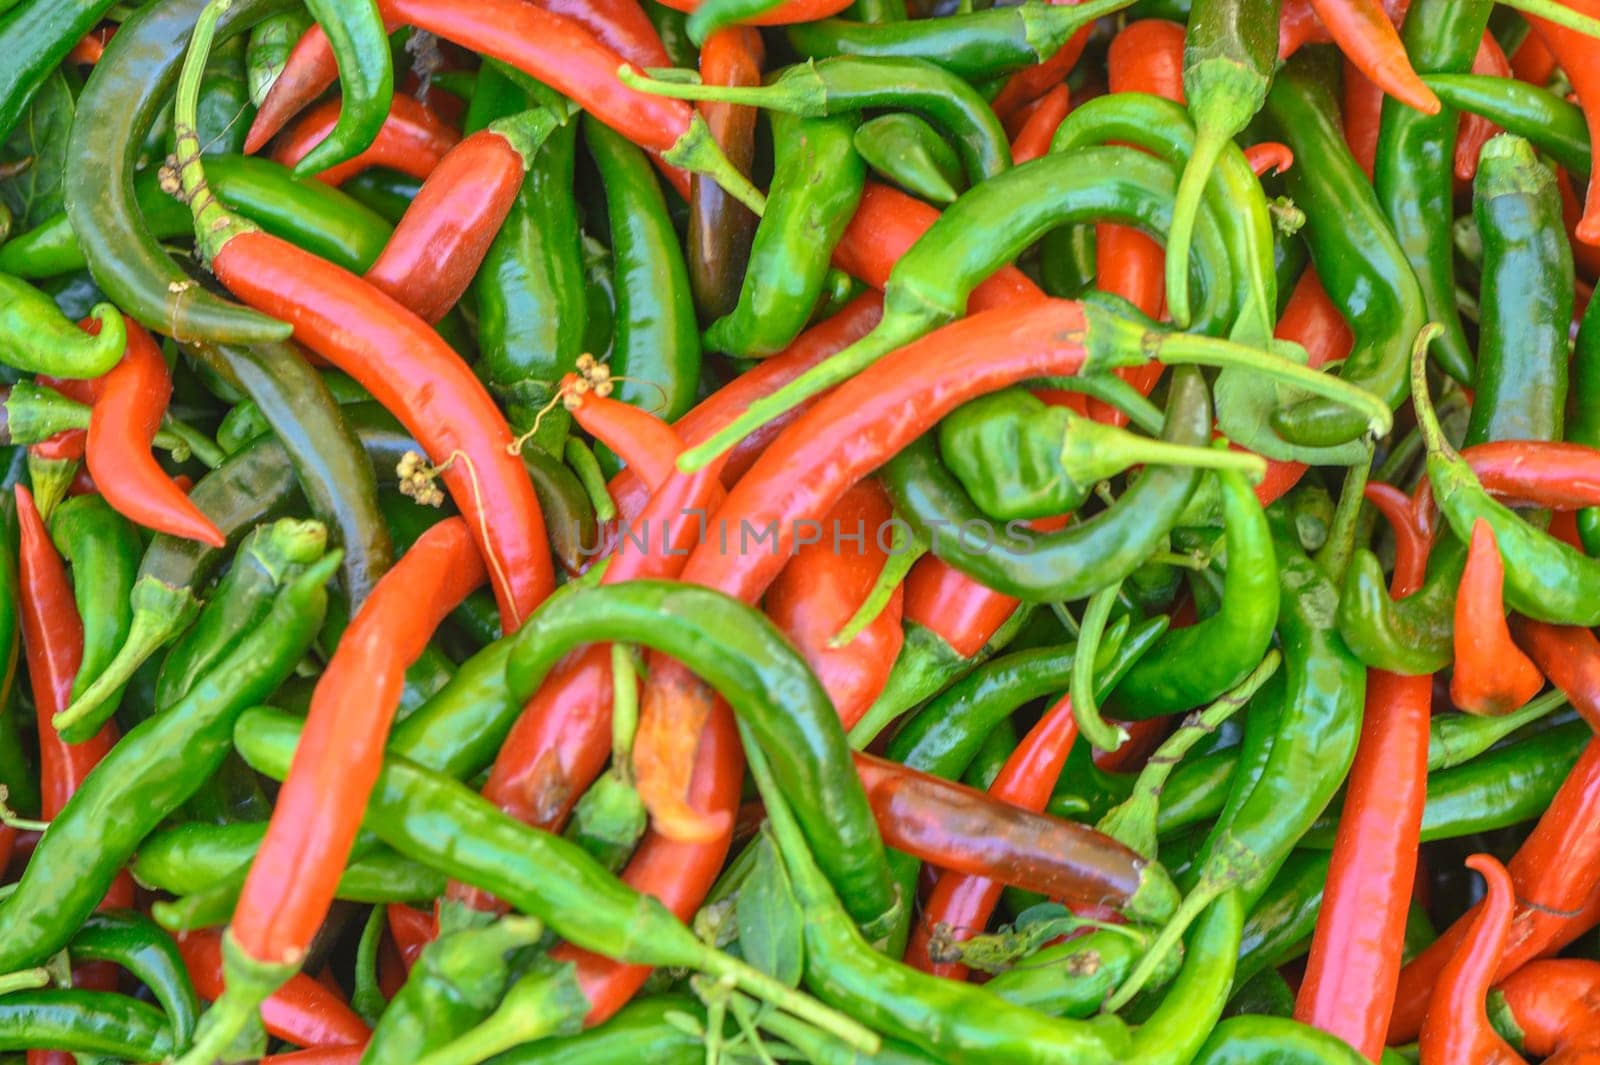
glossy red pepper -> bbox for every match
[989,0,1094,123]
[1343,57,1384,178]
[904,693,1077,978]
[1418,854,1528,1064]
[1451,519,1544,715]
[1312,0,1440,114]
[649,0,853,23]
[1364,482,1431,593]
[1511,31,1558,83]
[178,929,370,1050]
[1528,0,1600,244]
[1009,83,1070,165]
[272,93,459,187]
[1495,959,1600,1059]
[1511,616,1600,732]
[1455,33,1512,181]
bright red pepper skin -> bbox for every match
[1525,0,1600,245]
[1418,854,1528,1065]
[1494,960,1600,1059]
[1512,617,1600,732]
[177,929,370,1049]
[1451,519,1544,715]
[273,94,459,187]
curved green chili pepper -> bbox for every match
[1192,1016,1370,1064]
[0,0,120,142]
[1423,73,1591,177]
[1574,291,1600,554]
[0,273,125,378]
[706,112,866,359]
[852,112,965,205]
[883,367,1215,603]
[0,989,176,1059]
[64,0,296,343]
[0,549,334,971]
[363,915,547,1065]
[1166,0,1282,328]
[937,389,1263,521]
[134,819,445,902]
[68,910,200,1047]
[1110,500,1365,1009]
[1112,466,1279,718]
[787,0,1132,80]
[685,0,787,43]
[586,115,701,425]
[1264,49,1428,448]
[1235,848,1329,988]
[48,494,140,743]
[623,55,1013,185]
[470,66,587,455]
[1372,0,1492,387]
[1464,134,1572,447]
[984,925,1166,1019]
[1415,327,1600,624]
[3,154,393,280]
[1336,537,1462,675]
[743,730,1136,1064]
[245,10,313,106]
[293,0,393,176]
[1126,891,1245,1064]
[340,168,423,224]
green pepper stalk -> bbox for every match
[0,274,127,379]
[1124,890,1245,1062]
[1165,0,1282,327]
[0,381,195,458]
[409,959,591,1065]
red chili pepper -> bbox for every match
[272,93,459,187]
[1311,0,1440,114]
[1494,959,1600,1059]
[1511,31,1558,84]
[902,555,1020,661]
[1090,18,1185,428]
[1244,141,1296,175]
[830,182,1043,309]
[904,694,1078,978]
[1363,482,1430,593]
[65,26,113,66]
[232,519,485,970]
[205,229,553,627]
[1342,57,1384,178]
[1527,0,1600,244]
[764,480,904,729]
[1510,617,1600,732]
[1280,0,1335,58]
[86,318,224,547]
[1418,854,1528,1065]
[1009,83,1071,165]
[262,1047,366,1065]
[1558,168,1600,280]
[1390,739,1600,1041]
[1451,519,1544,715]
[178,929,371,1049]
[989,0,1094,123]
[362,130,527,324]
[1408,441,1600,536]
[1455,33,1513,181]
[634,299,1104,838]
[538,0,671,66]
[610,292,885,522]
[650,0,853,22]
[385,903,435,972]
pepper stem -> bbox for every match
[1494,0,1600,40]
[1087,433,1268,484]
[1106,881,1219,1013]
[1164,125,1229,330]
[411,963,588,1065]
[1069,584,1127,751]
[0,968,49,995]
[168,931,295,1065]
[1408,323,1453,460]
[619,63,825,115]
[663,111,769,217]
[1156,334,1394,439]
[52,604,189,741]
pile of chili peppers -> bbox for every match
[0,0,1599,1060]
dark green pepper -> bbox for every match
[1423,72,1591,177]
[68,910,200,1047]
[0,989,176,1059]
[48,494,139,739]
[293,0,393,176]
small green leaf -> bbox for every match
[735,832,804,988]
[0,70,73,229]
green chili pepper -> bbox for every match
[1192,1016,1371,1064]
[1111,466,1279,718]
[1126,891,1245,1064]
[884,367,1216,603]
[341,168,423,223]
[0,0,120,142]
[787,0,1130,80]
[743,735,1136,1064]
[685,0,787,42]
[1263,50,1428,449]
[1040,224,1098,299]
[363,914,547,1065]
[1166,0,1282,328]
[0,990,176,1059]
[1415,327,1600,624]
[1372,0,1492,386]
[1110,500,1365,1009]
[293,0,393,175]
[68,910,201,1047]
[706,112,866,359]
[852,112,965,205]
[1574,290,1600,554]
[64,0,296,343]
[937,389,1263,521]
[489,994,704,1065]
[470,67,586,455]
[234,703,879,1053]
[1336,536,1462,675]
[585,115,701,426]
[1226,968,1298,1019]
[1423,73,1591,177]
[245,10,313,106]
[984,925,1167,1018]
[0,549,335,971]
[1235,849,1328,988]
[962,716,1018,791]
[47,494,140,744]
[0,273,125,378]
[623,55,1014,186]
[1464,134,1572,447]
